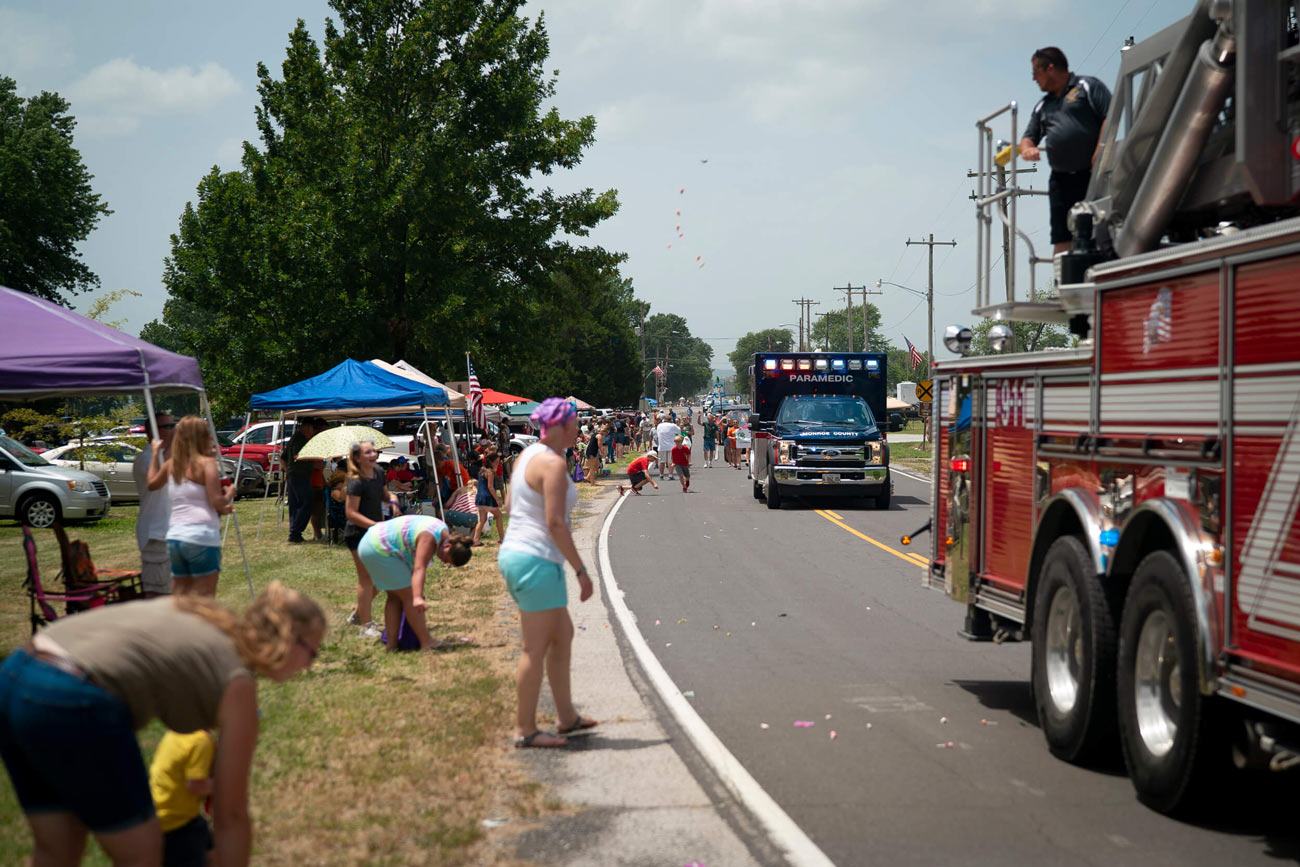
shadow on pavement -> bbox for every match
[949,678,1038,728]
[561,734,671,752]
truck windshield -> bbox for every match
[0,435,52,467]
[777,398,876,426]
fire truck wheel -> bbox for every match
[1031,535,1118,764]
[1117,550,1224,815]
[766,469,783,510]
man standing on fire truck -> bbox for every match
[1018,46,1111,253]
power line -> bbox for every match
[1078,0,1135,68]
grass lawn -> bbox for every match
[0,495,561,865]
[890,418,935,476]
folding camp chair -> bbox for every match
[22,525,141,634]
[51,524,142,614]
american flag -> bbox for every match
[905,336,924,370]
[467,358,487,432]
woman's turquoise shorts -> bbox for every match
[498,549,567,612]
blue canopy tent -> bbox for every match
[241,360,448,537]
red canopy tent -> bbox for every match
[480,388,532,405]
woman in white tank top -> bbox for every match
[498,398,598,748]
[147,416,234,597]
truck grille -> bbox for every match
[795,445,866,468]
[92,481,108,498]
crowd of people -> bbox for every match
[0,396,609,864]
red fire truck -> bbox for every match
[912,0,1300,814]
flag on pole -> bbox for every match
[467,358,487,431]
[905,336,924,370]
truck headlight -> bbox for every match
[869,441,883,464]
[777,440,794,463]
[67,480,95,493]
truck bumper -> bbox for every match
[772,465,888,487]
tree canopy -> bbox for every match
[0,76,110,306]
[807,305,885,355]
[144,0,634,418]
[642,312,712,399]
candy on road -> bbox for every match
[655,619,661,625]
[866,723,873,729]
[940,716,948,724]
[793,720,815,728]
[760,723,770,729]
[683,690,695,698]
[825,714,832,720]
[829,731,838,740]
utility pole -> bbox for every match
[815,312,834,350]
[905,234,957,375]
[791,297,819,350]
[833,283,882,351]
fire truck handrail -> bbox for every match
[1114,498,1219,695]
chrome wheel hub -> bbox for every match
[1044,584,1083,714]
[1134,609,1180,758]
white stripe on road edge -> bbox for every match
[598,493,837,867]
[891,467,931,486]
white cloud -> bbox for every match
[67,58,239,136]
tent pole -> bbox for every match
[256,410,284,539]
[200,393,253,599]
[444,406,462,482]
[420,407,444,517]
[224,411,251,545]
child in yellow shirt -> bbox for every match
[149,729,215,867]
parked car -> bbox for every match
[0,434,111,528]
[219,420,297,471]
[43,441,266,502]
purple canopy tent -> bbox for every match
[0,286,254,596]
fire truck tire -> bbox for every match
[766,469,783,510]
[1030,535,1118,764]
[1116,550,1225,815]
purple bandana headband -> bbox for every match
[530,397,576,437]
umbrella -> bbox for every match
[297,425,395,459]
[480,388,532,405]
[566,395,595,411]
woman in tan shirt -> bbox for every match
[0,582,325,866]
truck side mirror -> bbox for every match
[748,413,762,428]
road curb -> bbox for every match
[597,489,838,867]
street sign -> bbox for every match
[917,380,933,403]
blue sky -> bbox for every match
[3,0,1194,377]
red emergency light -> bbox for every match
[950,457,970,473]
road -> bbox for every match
[605,435,1298,866]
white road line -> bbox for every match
[598,493,837,867]
[891,467,931,486]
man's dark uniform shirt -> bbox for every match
[1023,73,1112,173]
[1024,72,1111,243]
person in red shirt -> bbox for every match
[670,435,691,493]
[617,453,660,496]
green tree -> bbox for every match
[807,305,886,354]
[148,0,622,417]
[727,328,794,381]
[642,312,712,399]
[0,77,111,305]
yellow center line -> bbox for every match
[906,552,931,566]
[824,510,844,520]
[813,509,926,567]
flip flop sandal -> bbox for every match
[514,730,566,749]
[556,716,600,735]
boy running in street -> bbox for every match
[671,435,692,493]
[618,453,660,496]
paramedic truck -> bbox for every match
[749,351,893,509]
[910,0,1300,815]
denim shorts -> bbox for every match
[498,549,567,612]
[0,650,154,832]
[167,541,221,577]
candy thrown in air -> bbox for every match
[680,187,685,193]
[667,244,672,249]
[676,209,681,215]
[700,158,709,163]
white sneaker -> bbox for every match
[360,621,382,640]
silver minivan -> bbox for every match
[0,435,111,528]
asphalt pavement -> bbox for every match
[602,437,1299,865]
